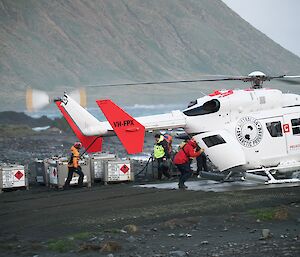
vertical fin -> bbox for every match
[96,99,145,154]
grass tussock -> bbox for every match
[249,207,289,221]
[47,231,95,253]
[47,239,76,253]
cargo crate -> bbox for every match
[28,159,48,185]
[103,159,134,183]
[90,153,116,182]
[47,157,91,189]
[0,164,28,193]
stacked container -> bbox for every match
[47,157,91,189]
[90,153,116,182]
[0,164,28,193]
[103,159,134,183]
[27,159,48,185]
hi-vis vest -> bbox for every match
[154,135,166,159]
[68,146,80,168]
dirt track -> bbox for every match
[0,182,299,257]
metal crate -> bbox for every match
[47,157,91,189]
[0,164,28,192]
[103,159,134,183]
[28,159,48,185]
[90,153,116,181]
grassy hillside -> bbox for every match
[1,0,300,110]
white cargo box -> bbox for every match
[47,157,91,189]
[90,153,116,181]
[103,160,134,183]
[0,164,28,192]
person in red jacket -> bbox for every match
[173,137,203,189]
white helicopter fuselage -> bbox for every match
[58,87,300,174]
[184,88,300,172]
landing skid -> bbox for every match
[245,164,300,184]
[223,171,244,182]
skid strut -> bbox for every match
[245,164,300,184]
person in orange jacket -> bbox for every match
[163,134,173,154]
[173,137,203,189]
[64,142,84,188]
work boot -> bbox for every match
[178,183,187,189]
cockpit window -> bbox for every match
[187,100,197,108]
[183,99,220,116]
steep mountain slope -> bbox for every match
[1,0,300,110]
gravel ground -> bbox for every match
[0,182,299,257]
[0,131,299,257]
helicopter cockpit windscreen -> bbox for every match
[187,100,197,108]
[183,99,220,116]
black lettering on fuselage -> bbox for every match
[113,119,134,127]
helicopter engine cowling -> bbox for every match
[194,130,246,171]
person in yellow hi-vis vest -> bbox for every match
[64,142,84,189]
[154,134,171,180]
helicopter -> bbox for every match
[53,71,300,184]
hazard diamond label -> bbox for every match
[14,170,24,180]
[120,164,129,174]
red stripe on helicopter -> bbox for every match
[96,99,145,154]
[209,90,233,97]
[55,101,103,153]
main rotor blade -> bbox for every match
[283,75,300,78]
[85,73,300,88]
[274,75,300,85]
[87,77,246,88]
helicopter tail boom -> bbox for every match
[55,95,103,153]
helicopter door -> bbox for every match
[283,114,300,154]
[252,117,287,167]
[194,130,246,171]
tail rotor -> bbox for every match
[26,87,87,112]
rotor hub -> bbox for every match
[247,71,267,89]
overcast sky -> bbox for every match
[222,0,300,57]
